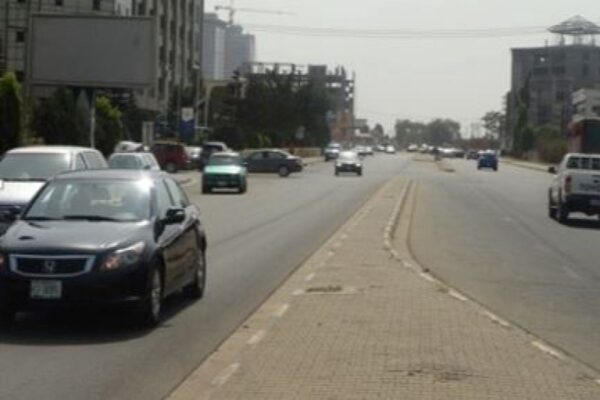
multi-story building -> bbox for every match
[202,12,227,80]
[505,16,600,149]
[224,24,254,78]
[0,0,202,115]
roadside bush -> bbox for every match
[95,96,124,156]
[534,125,567,163]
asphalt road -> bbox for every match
[408,157,600,371]
[0,154,409,400]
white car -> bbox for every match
[548,153,600,222]
[0,146,108,234]
[385,145,396,154]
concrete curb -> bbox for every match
[502,158,550,173]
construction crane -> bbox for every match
[215,0,295,25]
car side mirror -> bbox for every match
[3,206,21,222]
[548,166,557,174]
[164,207,185,224]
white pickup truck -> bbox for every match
[548,153,600,222]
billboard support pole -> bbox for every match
[85,88,97,148]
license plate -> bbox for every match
[30,280,62,299]
[591,199,600,206]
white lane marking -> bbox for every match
[292,289,304,296]
[483,311,511,328]
[211,363,240,387]
[448,289,468,302]
[419,272,436,283]
[273,303,289,318]
[561,265,582,280]
[247,330,266,346]
[305,273,316,282]
[531,341,564,360]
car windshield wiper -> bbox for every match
[63,215,121,222]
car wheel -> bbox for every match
[493,166,498,171]
[183,248,206,299]
[239,180,247,194]
[357,169,363,176]
[165,162,178,173]
[558,200,569,223]
[278,165,290,177]
[202,185,211,194]
[0,307,16,328]
[135,266,163,328]
[335,169,339,176]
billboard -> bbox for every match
[29,14,156,89]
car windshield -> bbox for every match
[207,155,242,166]
[108,155,142,169]
[0,153,70,181]
[339,152,359,161]
[25,179,152,222]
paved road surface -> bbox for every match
[408,157,600,371]
[0,154,409,400]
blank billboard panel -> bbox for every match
[30,14,156,89]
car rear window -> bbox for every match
[566,157,600,170]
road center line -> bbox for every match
[247,330,267,346]
[273,303,289,318]
[305,273,316,282]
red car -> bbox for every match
[151,141,190,173]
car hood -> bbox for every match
[0,220,151,253]
[0,180,45,206]
[204,165,244,175]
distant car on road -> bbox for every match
[0,170,207,328]
[151,141,190,173]
[245,149,303,177]
[324,143,342,161]
[108,152,160,171]
[354,146,368,157]
[202,152,248,194]
[0,146,107,235]
[186,146,202,169]
[385,145,396,154]
[335,151,363,176]
[465,150,479,160]
[199,142,228,170]
[548,153,600,223]
[365,146,374,156]
[477,153,498,171]
[407,144,418,152]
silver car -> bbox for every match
[0,146,107,233]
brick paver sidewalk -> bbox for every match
[170,177,600,400]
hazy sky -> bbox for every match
[206,0,600,135]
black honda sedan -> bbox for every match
[0,170,206,328]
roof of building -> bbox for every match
[549,15,600,35]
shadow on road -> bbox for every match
[0,294,197,346]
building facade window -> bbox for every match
[55,0,63,5]
[92,0,101,11]
[16,31,25,43]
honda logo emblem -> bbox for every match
[43,260,57,274]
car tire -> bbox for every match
[493,166,498,171]
[135,266,163,328]
[335,169,339,176]
[558,199,569,223]
[183,248,206,299]
[239,181,247,194]
[358,169,363,176]
[278,165,290,177]
[0,307,16,328]
[202,185,211,194]
[165,162,178,173]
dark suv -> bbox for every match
[151,141,190,173]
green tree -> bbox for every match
[95,96,124,156]
[32,87,87,146]
[395,119,426,146]
[482,111,504,139]
[424,118,461,146]
[0,72,23,153]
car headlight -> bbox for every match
[356,163,362,167]
[101,242,145,271]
